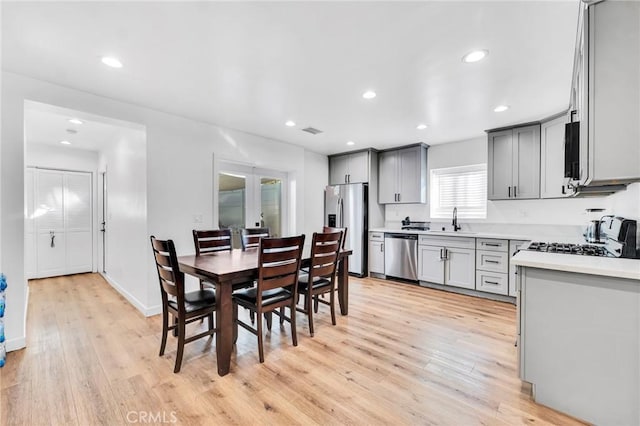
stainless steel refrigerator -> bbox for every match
[325,183,367,276]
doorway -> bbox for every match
[217,162,287,248]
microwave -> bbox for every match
[564,120,580,180]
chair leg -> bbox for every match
[250,310,255,325]
[233,302,238,344]
[174,319,186,373]
[172,315,178,337]
[290,304,298,347]
[257,311,265,363]
[159,309,169,356]
[265,312,273,331]
[307,293,315,337]
[208,312,214,332]
[314,296,319,313]
[330,290,336,326]
[279,307,285,325]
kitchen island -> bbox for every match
[512,251,640,425]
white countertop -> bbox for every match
[512,250,640,280]
[369,228,548,241]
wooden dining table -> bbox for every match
[178,246,352,376]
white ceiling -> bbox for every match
[3,1,579,155]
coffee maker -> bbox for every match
[584,208,609,244]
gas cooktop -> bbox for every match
[526,242,609,257]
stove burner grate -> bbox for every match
[527,242,608,257]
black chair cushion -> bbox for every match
[168,289,216,313]
[233,287,291,306]
[297,274,330,291]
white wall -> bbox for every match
[97,128,149,313]
[0,71,328,349]
[303,150,329,238]
[385,137,640,236]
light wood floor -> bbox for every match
[1,273,585,425]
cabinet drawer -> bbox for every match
[419,235,475,249]
[476,271,508,295]
[369,232,384,240]
[476,250,509,273]
[476,238,508,252]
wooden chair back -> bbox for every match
[322,226,347,249]
[241,227,270,250]
[257,235,305,298]
[193,229,232,255]
[150,236,184,302]
[308,231,343,282]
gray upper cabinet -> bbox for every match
[328,151,370,185]
[541,115,572,199]
[378,144,427,204]
[487,125,540,200]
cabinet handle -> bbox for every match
[561,185,566,195]
[508,186,511,198]
[485,260,500,264]
[348,174,351,182]
[439,248,444,260]
[380,243,384,252]
[484,243,500,247]
[514,186,517,197]
[443,248,448,260]
[484,280,500,285]
[397,193,400,202]
[345,174,348,183]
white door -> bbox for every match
[418,245,444,284]
[444,247,476,289]
[27,168,93,278]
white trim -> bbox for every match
[99,272,160,317]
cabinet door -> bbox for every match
[378,151,398,204]
[369,240,385,274]
[444,247,475,289]
[541,117,571,198]
[397,147,424,203]
[487,130,513,200]
[347,151,369,183]
[418,245,444,284]
[512,125,541,199]
[508,240,528,297]
[329,155,349,185]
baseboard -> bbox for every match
[6,336,26,352]
[99,272,160,317]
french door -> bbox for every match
[25,167,93,278]
[217,163,287,248]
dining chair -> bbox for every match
[233,234,305,363]
[192,229,232,290]
[322,226,347,249]
[193,228,257,323]
[296,230,343,337]
[240,227,270,250]
[150,236,216,373]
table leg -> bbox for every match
[215,281,233,376]
[337,256,349,315]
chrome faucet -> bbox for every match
[452,207,461,232]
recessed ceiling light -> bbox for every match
[346,141,355,146]
[362,90,377,100]
[285,120,296,127]
[462,50,488,63]
[60,140,71,145]
[68,118,83,125]
[101,56,123,68]
[494,105,510,112]
[416,124,428,130]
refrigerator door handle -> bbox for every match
[338,197,344,227]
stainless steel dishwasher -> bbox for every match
[384,233,418,281]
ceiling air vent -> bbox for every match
[302,127,323,135]
[66,128,78,134]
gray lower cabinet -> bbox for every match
[368,232,385,274]
[378,144,427,204]
[487,124,541,200]
[418,236,475,289]
[508,240,527,297]
[475,238,509,295]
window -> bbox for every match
[430,164,487,219]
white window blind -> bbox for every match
[430,164,487,219]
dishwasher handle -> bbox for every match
[384,233,418,240]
